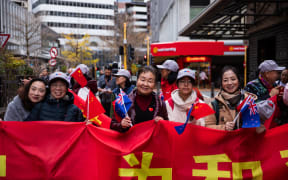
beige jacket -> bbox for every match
[206,91,256,130]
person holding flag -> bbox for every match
[206,66,258,130]
[166,68,215,126]
[110,66,168,132]
[206,66,273,131]
[110,69,135,117]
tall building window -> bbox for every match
[190,0,210,20]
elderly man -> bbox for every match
[244,60,285,101]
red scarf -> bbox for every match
[135,92,153,111]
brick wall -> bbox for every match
[247,23,288,81]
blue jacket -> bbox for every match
[25,91,84,122]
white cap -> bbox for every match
[113,69,131,79]
[258,60,285,73]
[177,68,195,80]
[156,60,179,72]
[49,72,70,86]
[75,64,89,75]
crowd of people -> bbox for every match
[2,59,288,134]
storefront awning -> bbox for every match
[151,41,245,57]
[179,0,288,40]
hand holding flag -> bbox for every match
[175,99,215,134]
[236,95,260,128]
[85,91,111,127]
[115,89,132,119]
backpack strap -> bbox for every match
[211,100,219,125]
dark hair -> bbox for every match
[220,66,242,89]
[105,65,112,70]
[167,71,178,84]
[19,78,47,111]
[84,73,92,81]
[137,66,157,81]
[124,77,132,88]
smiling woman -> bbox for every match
[206,66,257,131]
[110,66,168,133]
[4,78,47,121]
[24,72,84,122]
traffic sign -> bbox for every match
[50,47,58,58]
[0,34,10,48]
[49,59,57,66]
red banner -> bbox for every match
[0,120,288,179]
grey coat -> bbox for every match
[4,95,30,121]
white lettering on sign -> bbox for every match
[157,48,176,52]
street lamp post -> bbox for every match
[123,22,127,70]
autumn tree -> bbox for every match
[61,34,96,66]
[0,48,26,80]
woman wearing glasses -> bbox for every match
[25,72,84,122]
[165,68,215,125]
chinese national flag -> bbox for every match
[190,100,215,120]
[85,91,111,127]
[90,113,111,128]
[68,89,86,116]
[70,67,87,87]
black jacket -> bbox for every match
[25,91,84,122]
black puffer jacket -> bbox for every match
[25,91,84,122]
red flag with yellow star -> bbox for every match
[68,89,86,116]
[89,113,111,128]
[190,99,215,120]
[70,67,87,87]
[84,91,110,127]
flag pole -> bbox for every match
[120,88,132,127]
[120,88,128,116]
[87,90,90,121]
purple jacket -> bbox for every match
[110,89,168,132]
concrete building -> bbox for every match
[0,0,41,57]
[150,0,211,42]
[122,1,148,33]
[30,0,115,66]
[11,0,28,8]
[31,0,115,45]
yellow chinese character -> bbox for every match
[232,161,263,180]
[119,152,172,180]
[280,150,288,167]
[192,154,231,179]
[0,155,6,177]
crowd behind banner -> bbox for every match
[2,59,288,133]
